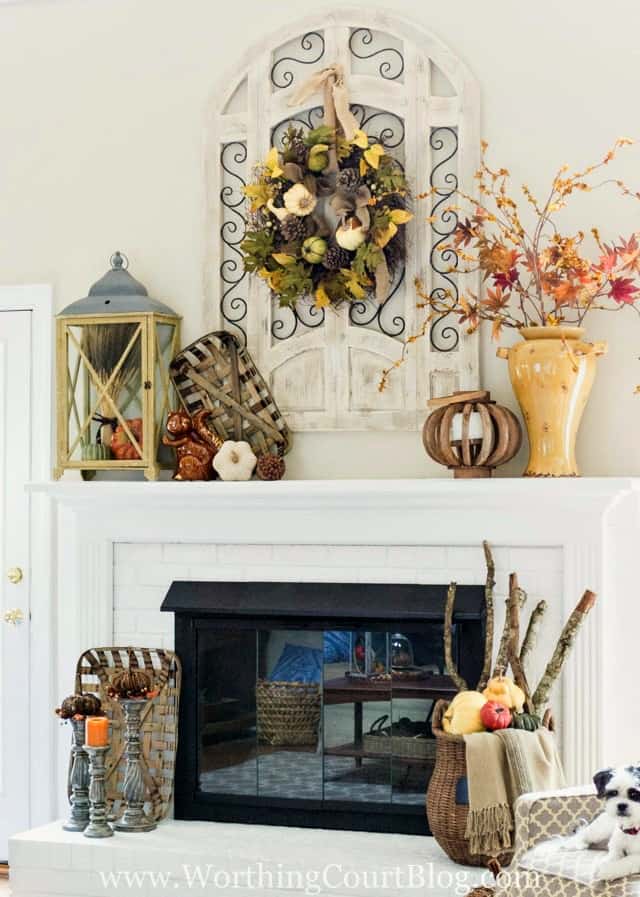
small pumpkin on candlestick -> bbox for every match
[422,390,522,479]
[56,693,104,720]
[107,668,156,701]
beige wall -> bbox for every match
[1,0,639,479]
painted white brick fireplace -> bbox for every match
[11,478,640,897]
[28,476,640,811]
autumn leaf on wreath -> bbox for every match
[264,147,284,179]
[351,129,369,149]
[389,209,413,226]
[243,183,273,212]
[340,267,370,300]
[272,253,296,267]
[363,143,385,171]
[315,283,331,309]
[609,276,639,304]
[374,220,398,249]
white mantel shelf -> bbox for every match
[28,476,640,510]
[28,478,640,548]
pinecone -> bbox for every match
[336,167,361,193]
[323,245,351,271]
[280,215,308,243]
[384,193,407,211]
[256,453,286,481]
[288,139,308,166]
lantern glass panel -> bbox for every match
[153,321,180,466]
[66,320,144,463]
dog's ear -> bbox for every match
[593,768,614,798]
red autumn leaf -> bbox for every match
[493,267,519,290]
[552,280,580,305]
[618,234,640,273]
[609,276,639,304]
[452,218,477,249]
[597,245,618,273]
[482,285,510,314]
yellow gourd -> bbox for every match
[442,690,487,735]
[483,675,525,712]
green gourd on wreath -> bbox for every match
[511,711,542,731]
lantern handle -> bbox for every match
[110,251,129,271]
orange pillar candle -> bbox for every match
[85,716,109,747]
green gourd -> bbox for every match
[511,711,542,731]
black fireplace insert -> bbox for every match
[162,580,485,836]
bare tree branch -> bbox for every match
[520,600,548,673]
[532,590,596,713]
[444,582,468,692]
[493,576,527,676]
[477,540,496,691]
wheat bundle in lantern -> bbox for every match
[241,65,412,312]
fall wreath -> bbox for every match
[241,65,412,311]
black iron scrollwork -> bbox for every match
[348,269,406,338]
[270,32,326,90]
[348,28,404,81]
[219,142,248,345]
[428,127,460,352]
[272,301,326,341]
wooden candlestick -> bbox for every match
[83,746,113,839]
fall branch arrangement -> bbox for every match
[442,542,596,717]
[381,139,640,390]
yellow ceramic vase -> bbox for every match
[497,327,607,477]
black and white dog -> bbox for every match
[563,766,640,881]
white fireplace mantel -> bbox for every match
[28,477,640,806]
[28,477,640,541]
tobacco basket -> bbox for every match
[71,646,181,823]
[169,331,291,458]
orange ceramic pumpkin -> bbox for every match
[111,418,143,460]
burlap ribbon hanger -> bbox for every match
[288,64,360,173]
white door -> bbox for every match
[0,310,31,860]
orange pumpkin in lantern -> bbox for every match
[111,418,143,460]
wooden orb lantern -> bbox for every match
[423,390,522,478]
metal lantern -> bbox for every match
[55,252,181,480]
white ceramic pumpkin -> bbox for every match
[213,440,257,481]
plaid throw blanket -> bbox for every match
[463,728,565,856]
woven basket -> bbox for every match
[169,331,291,458]
[426,700,514,868]
[363,714,437,761]
[71,646,181,823]
[256,680,321,747]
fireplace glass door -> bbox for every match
[166,580,484,835]
[195,624,451,820]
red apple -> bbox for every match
[480,700,512,731]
